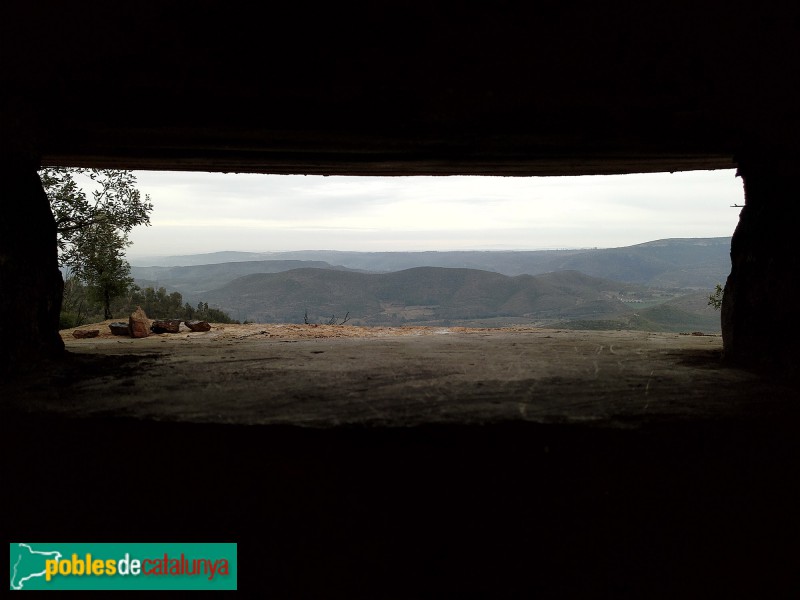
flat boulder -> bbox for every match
[109,322,130,336]
[129,307,151,338]
[185,320,211,332]
[151,319,182,334]
[72,329,100,339]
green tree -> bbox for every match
[41,168,153,267]
[41,168,152,322]
[71,218,134,319]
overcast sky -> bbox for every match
[125,169,744,258]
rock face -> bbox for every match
[722,160,800,373]
[151,319,182,334]
[0,167,65,368]
[129,307,151,338]
[185,320,211,332]
[72,329,100,339]
[109,322,130,336]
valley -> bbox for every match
[128,237,730,333]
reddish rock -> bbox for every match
[185,320,211,332]
[151,319,182,334]
[129,307,151,338]
[109,322,130,336]
[72,329,100,339]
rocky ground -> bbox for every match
[4,322,798,596]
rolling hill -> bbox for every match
[201,266,717,330]
[131,260,357,301]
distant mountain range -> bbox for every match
[126,238,730,332]
[131,237,731,293]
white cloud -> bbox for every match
[127,170,744,255]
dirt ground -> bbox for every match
[5,320,793,426]
[5,322,799,596]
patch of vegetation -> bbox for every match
[708,283,724,310]
[638,304,720,333]
[556,303,721,334]
[59,280,236,327]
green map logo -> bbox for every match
[9,543,237,590]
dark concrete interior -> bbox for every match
[2,2,799,595]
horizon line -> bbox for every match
[126,236,732,259]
